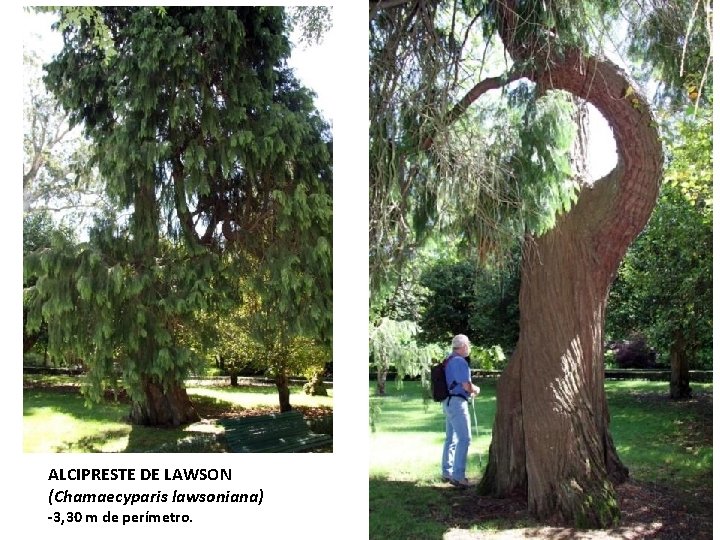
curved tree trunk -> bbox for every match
[476,3,663,527]
[480,183,631,526]
[372,0,662,526]
[129,378,200,426]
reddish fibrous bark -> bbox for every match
[469,2,663,528]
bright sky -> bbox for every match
[288,24,339,123]
[587,105,618,180]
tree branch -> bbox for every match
[491,0,662,276]
[170,156,200,246]
[421,67,529,150]
[370,0,417,16]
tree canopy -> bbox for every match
[25,6,333,423]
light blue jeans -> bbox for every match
[441,396,472,481]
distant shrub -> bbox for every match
[607,338,657,369]
[470,345,507,370]
[604,350,616,369]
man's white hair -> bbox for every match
[451,334,469,350]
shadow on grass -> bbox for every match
[370,478,713,540]
[370,381,713,538]
[24,388,127,422]
[56,430,131,452]
[369,477,532,540]
[125,425,227,453]
[24,385,331,453]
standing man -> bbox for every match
[441,334,480,488]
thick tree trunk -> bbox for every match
[276,371,292,412]
[669,332,692,399]
[480,194,629,526]
[471,0,663,523]
[129,378,200,426]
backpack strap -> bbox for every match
[444,355,468,404]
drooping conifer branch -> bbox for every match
[421,67,530,150]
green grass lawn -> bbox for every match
[23,378,332,453]
[369,379,712,538]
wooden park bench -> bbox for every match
[220,410,332,453]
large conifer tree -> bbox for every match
[25,7,332,425]
[369,0,674,527]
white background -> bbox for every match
[5,2,368,539]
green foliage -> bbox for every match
[24,225,220,404]
[23,211,72,254]
[470,345,507,370]
[369,318,420,379]
[471,0,622,57]
[23,212,74,358]
[418,258,519,351]
[369,318,444,382]
[604,350,616,369]
[607,108,712,368]
[626,0,713,107]
[183,302,263,378]
[510,93,579,232]
[369,1,588,295]
[418,260,478,343]
[28,7,332,410]
[259,335,331,382]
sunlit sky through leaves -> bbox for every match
[24,8,616,183]
[23,9,337,123]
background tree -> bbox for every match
[418,258,519,352]
[627,0,712,107]
[607,110,712,398]
[369,317,442,395]
[252,333,330,411]
[26,7,332,425]
[23,43,111,228]
[243,268,332,412]
[605,0,714,399]
[22,212,72,361]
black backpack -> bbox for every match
[430,357,450,402]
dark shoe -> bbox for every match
[441,476,451,483]
[450,478,471,489]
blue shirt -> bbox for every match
[444,353,471,398]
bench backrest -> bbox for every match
[225,411,309,441]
